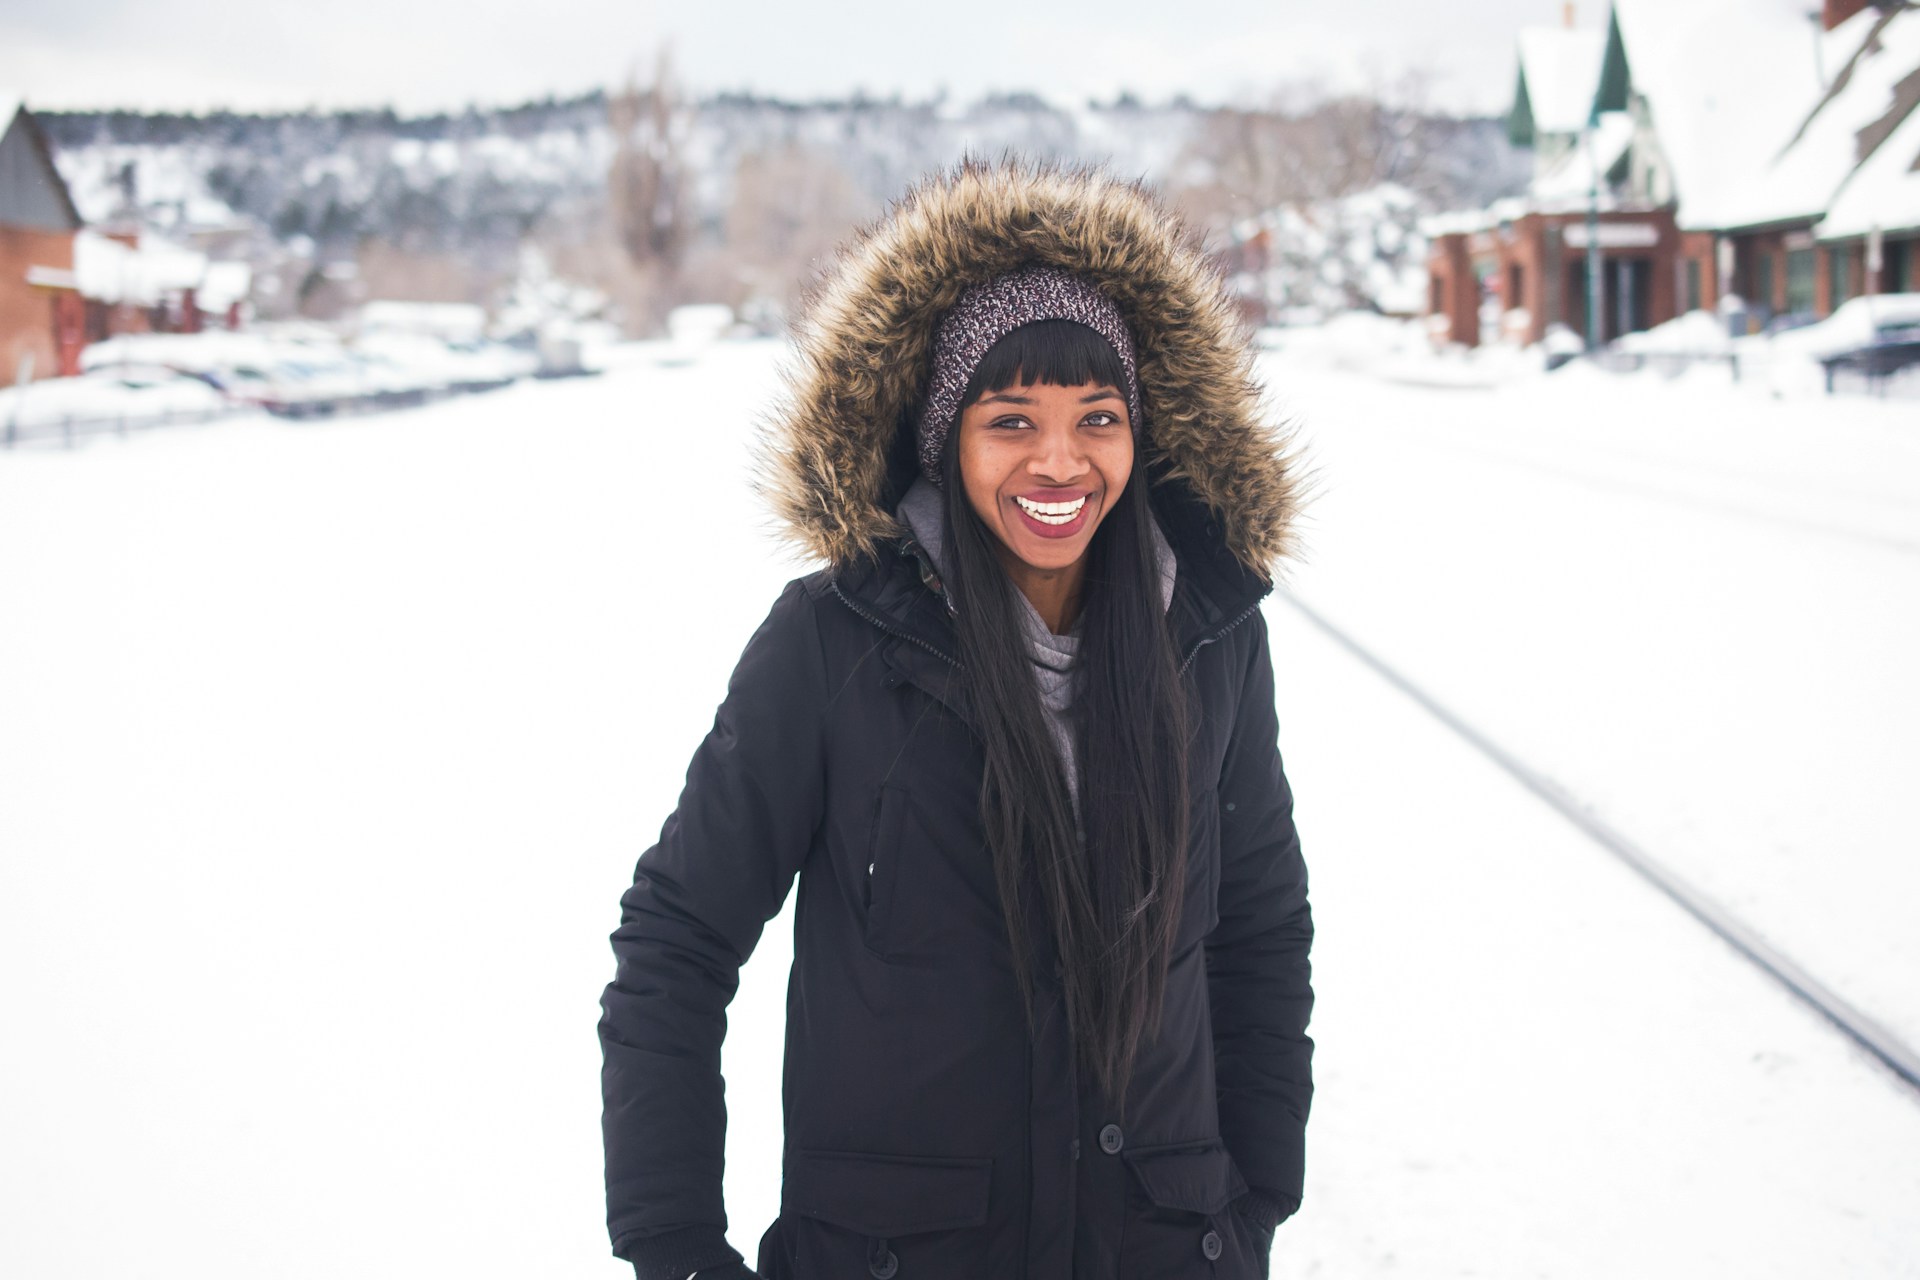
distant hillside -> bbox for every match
[36,90,1529,330]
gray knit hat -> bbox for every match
[914,266,1143,486]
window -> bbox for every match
[1883,239,1911,295]
[1828,246,1851,311]
[1507,263,1526,310]
[1755,253,1775,313]
[1685,259,1702,313]
[1786,248,1816,316]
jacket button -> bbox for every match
[868,1246,898,1279]
[1201,1230,1223,1260]
[1098,1123,1123,1155]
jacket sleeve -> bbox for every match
[1206,606,1314,1226]
[599,578,832,1278]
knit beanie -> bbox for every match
[914,266,1144,487]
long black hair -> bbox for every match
[935,318,1193,1108]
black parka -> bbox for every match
[600,161,1314,1280]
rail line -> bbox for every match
[1275,586,1920,1097]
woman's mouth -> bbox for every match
[1011,492,1092,538]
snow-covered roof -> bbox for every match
[1530,110,1637,207]
[196,260,253,313]
[73,230,209,305]
[1515,27,1607,136]
[1419,197,1534,241]
[1421,209,1496,239]
[1819,86,1920,239]
[1608,0,1835,229]
[1717,8,1911,231]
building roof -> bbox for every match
[1529,109,1637,208]
[0,92,83,233]
[1605,0,1837,229]
[1820,80,1920,239]
[1512,27,1608,141]
[73,230,209,305]
[1716,7,1911,231]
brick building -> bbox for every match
[1429,0,1920,349]
[1716,0,1920,324]
[0,96,85,380]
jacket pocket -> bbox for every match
[1119,1140,1256,1278]
[778,1147,992,1280]
[864,783,912,956]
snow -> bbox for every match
[1528,109,1635,207]
[3,337,1919,1277]
[0,94,21,136]
[196,261,253,315]
[360,301,488,342]
[1723,8,1920,233]
[59,327,538,419]
[1610,0,1835,229]
[1756,292,1920,358]
[1820,71,1920,240]
[0,365,228,431]
[72,230,209,306]
[1515,27,1607,137]
[1616,307,1734,356]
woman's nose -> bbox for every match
[1028,423,1087,480]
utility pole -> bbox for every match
[1585,108,1605,352]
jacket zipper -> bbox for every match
[1177,600,1263,676]
[830,577,962,668]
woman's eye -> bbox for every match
[989,417,1031,430]
[1084,412,1121,427]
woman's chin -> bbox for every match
[1000,534,1092,576]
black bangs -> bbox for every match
[959,319,1130,407]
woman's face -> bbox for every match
[955,378,1134,579]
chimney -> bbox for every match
[1563,1,1576,28]
[1823,0,1870,31]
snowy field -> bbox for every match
[2,337,1918,1277]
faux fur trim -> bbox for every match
[751,157,1304,578]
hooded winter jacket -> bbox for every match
[600,160,1313,1280]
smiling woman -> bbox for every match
[953,318,1138,632]
[600,160,1312,1280]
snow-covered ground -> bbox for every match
[1,336,1916,1278]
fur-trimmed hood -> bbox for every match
[752,158,1303,581]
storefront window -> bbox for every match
[1786,248,1816,316]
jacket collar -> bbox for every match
[829,470,1271,685]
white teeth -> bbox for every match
[1014,494,1087,525]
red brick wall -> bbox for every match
[1676,231,1720,314]
[1428,234,1481,347]
[0,225,74,385]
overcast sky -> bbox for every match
[1,0,1601,117]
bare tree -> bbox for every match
[723,142,876,326]
[606,46,694,329]
[1172,69,1451,319]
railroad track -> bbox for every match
[1275,586,1920,1096]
